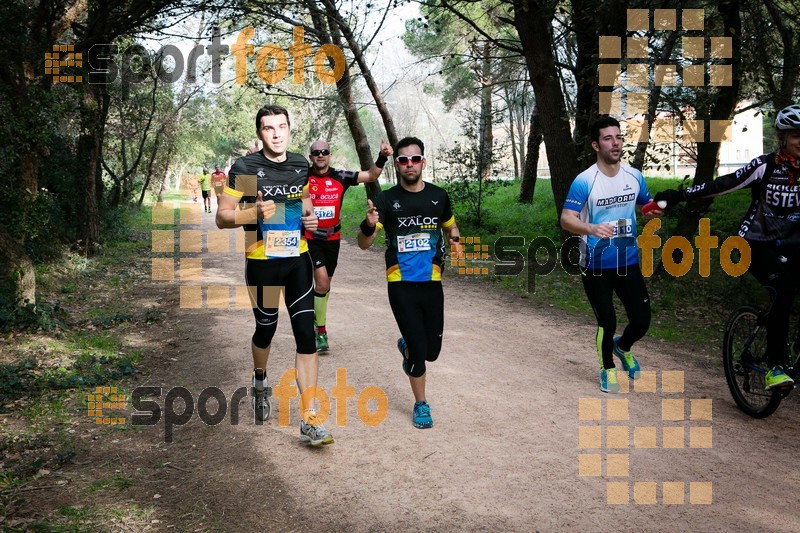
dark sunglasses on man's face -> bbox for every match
[395,155,424,165]
[310,149,330,156]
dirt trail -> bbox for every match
[31,201,800,531]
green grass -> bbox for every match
[339,176,764,351]
[18,503,157,530]
[86,473,135,493]
[0,203,156,522]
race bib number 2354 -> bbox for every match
[264,230,301,257]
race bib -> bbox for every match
[611,218,634,238]
[313,206,336,220]
[398,233,431,253]
[264,230,301,257]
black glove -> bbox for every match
[653,189,686,209]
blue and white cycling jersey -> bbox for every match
[563,163,652,269]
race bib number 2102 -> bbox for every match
[398,233,431,253]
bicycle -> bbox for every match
[722,242,800,418]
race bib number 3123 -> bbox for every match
[313,206,336,220]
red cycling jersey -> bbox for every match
[306,167,359,241]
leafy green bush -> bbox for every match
[0,351,139,403]
[0,298,66,332]
[436,112,508,227]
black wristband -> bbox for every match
[451,236,460,242]
[375,154,388,168]
[360,219,376,236]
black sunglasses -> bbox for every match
[395,155,424,164]
[310,149,330,156]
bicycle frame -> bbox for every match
[736,311,770,375]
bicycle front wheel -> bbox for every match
[722,306,782,418]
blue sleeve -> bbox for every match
[563,175,589,212]
[636,171,652,205]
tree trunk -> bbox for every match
[519,105,542,203]
[3,150,39,307]
[314,2,381,200]
[516,86,528,170]
[630,26,680,171]
[675,0,741,239]
[478,40,494,182]
[513,1,580,226]
[507,85,519,179]
[320,0,399,148]
[570,0,599,163]
[763,0,800,110]
[0,226,36,307]
[138,129,164,207]
[77,82,104,253]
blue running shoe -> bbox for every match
[600,368,620,393]
[413,401,433,428]
[398,337,411,375]
[613,337,641,379]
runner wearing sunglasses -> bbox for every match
[357,136,461,429]
[307,138,393,354]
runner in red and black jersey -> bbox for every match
[307,138,393,354]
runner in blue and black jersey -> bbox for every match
[357,136,461,429]
[561,117,663,394]
[656,104,800,390]
[216,104,333,446]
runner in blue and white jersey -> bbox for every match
[561,117,663,393]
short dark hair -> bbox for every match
[255,104,290,131]
[395,136,425,155]
[590,116,621,142]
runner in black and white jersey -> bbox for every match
[656,104,800,390]
[216,104,334,446]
